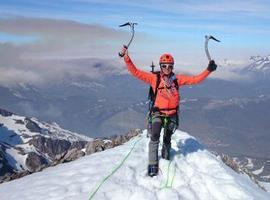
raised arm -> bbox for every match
[177,60,217,86]
[124,54,155,85]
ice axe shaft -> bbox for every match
[118,22,137,57]
[205,35,220,61]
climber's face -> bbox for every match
[160,64,173,75]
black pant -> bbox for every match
[148,112,178,165]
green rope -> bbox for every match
[160,160,176,190]
[163,117,169,127]
[88,137,143,200]
[168,162,176,188]
[165,161,172,187]
[160,161,171,189]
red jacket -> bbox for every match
[124,55,211,116]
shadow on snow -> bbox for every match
[171,137,204,159]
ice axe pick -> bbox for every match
[118,22,138,57]
[204,35,220,61]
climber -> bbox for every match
[120,47,217,177]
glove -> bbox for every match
[207,60,217,72]
[119,46,128,57]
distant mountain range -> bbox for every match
[236,55,270,81]
[1,57,270,138]
[0,74,149,137]
[246,55,270,73]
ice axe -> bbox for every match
[204,35,220,61]
[118,22,138,57]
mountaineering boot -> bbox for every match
[161,143,171,160]
[148,164,159,177]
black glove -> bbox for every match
[207,60,217,72]
[119,46,128,57]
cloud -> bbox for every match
[0,12,267,87]
[0,56,126,87]
[0,16,129,58]
[0,16,142,86]
[0,68,42,86]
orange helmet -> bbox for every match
[159,53,174,65]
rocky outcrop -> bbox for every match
[218,153,266,191]
[59,149,85,163]
[25,118,42,133]
[86,139,106,154]
[1,171,31,182]
[29,135,87,159]
[0,108,12,117]
[220,154,240,173]
[25,152,48,172]
[0,145,14,178]
[85,129,142,155]
[110,130,140,147]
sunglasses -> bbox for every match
[160,64,173,69]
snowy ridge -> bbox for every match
[0,130,268,200]
[30,118,91,142]
[0,113,91,143]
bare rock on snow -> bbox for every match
[60,149,85,163]
[25,152,48,172]
[85,129,142,155]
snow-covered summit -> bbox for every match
[0,130,268,200]
[246,55,270,73]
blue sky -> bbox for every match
[1,0,270,85]
[2,0,270,39]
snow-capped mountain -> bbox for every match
[0,74,147,138]
[0,108,92,182]
[241,55,270,76]
[0,130,268,200]
[248,55,270,72]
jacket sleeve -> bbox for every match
[124,55,155,85]
[176,69,211,86]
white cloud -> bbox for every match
[0,68,43,87]
[0,16,146,86]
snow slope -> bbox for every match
[0,130,268,200]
